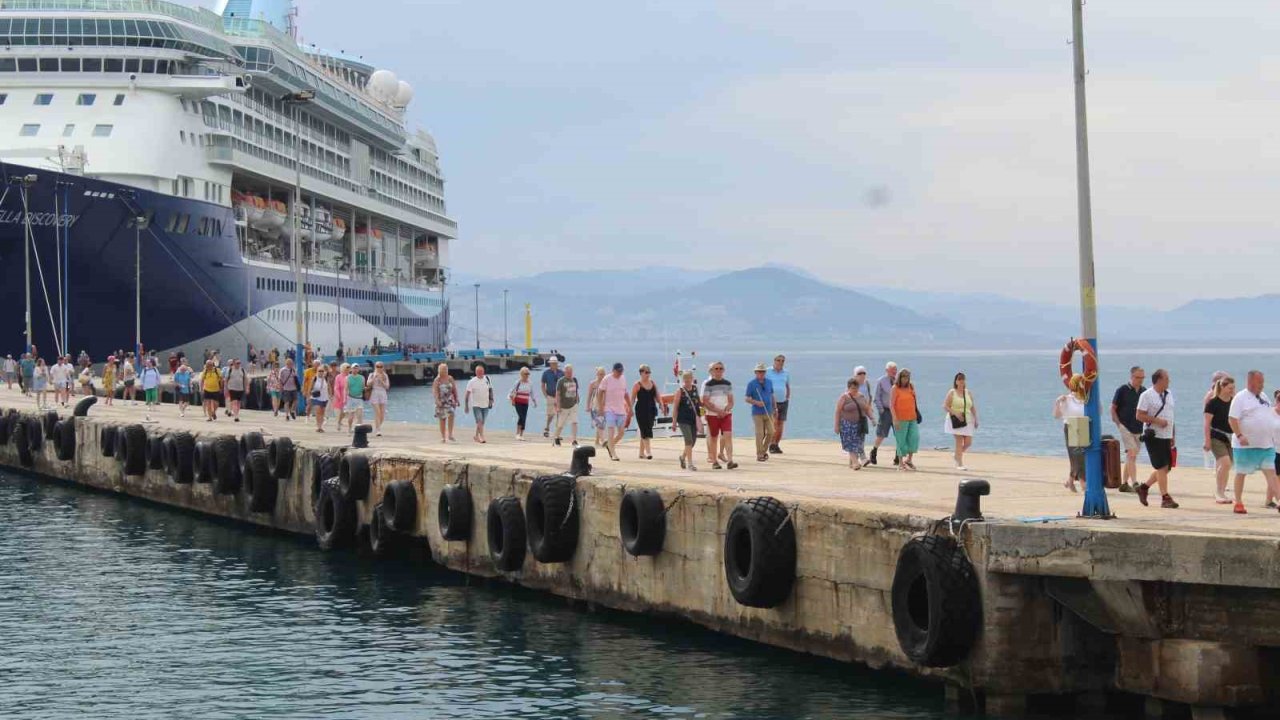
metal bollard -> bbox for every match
[569,445,596,477]
[954,479,991,522]
[352,423,373,449]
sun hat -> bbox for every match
[754,363,767,372]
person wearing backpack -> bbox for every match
[225,358,248,422]
[199,360,224,421]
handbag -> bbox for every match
[949,391,968,429]
[1141,392,1168,443]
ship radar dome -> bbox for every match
[368,69,399,101]
[394,80,414,108]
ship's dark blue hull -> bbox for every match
[0,162,447,361]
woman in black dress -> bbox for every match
[631,364,665,460]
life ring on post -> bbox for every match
[1058,338,1098,393]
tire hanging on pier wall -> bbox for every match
[268,437,295,480]
[0,412,12,445]
[54,419,76,462]
[99,425,116,457]
[193,440,215,484]
[890,534,982,668]
[723,496,796,609]
[122,425,148,476]
[339,453,371,502]
[619,488,665,557]
[525,474,578,564]
[147,434,166,470]
[41,411,58,440]
[166,432,195,484]
[438,484,472,541]
[26,417,43,453]
[12,421,32,467]
[315,477,356,550]
[238,432,266,482]
[381,480,417,532]
[487,496,527,572]
[211,436,241,494]
[310,452,339,507]
[244,449,277,513]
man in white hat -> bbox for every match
[745,362,777,462]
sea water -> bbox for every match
[0,472,944,719]
[384,345,1274,459]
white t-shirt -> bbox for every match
[1136,387,1175,440]
[2,358,13,373]
[1228,389,1274,449]
[465,376,493,409]
[50,363,72,384]
[1058,395,1085,425]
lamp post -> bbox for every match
[135,211,148,362]
[503,288,509,350]
[282,89,315,413]
[1072,0,1109,518]
[473,283,480,350]
[12,174,36,354]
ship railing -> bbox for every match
[0,0,224,34]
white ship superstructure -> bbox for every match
[0,0,455,360]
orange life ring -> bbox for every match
[1059,338,1098,393]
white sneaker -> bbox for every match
[956,464,968,471]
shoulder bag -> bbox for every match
[1140,392,1168,443]
[949,391,967,429]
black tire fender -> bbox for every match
[122,424,147,476]
[41,411,58,440]
[338,453,371,502]
[381,480,418,532]
[99,425,117,457]
[238,431,266,481]
[211,436,241,494]
[487,496,527,572]
[54,419,76,462]
[193,440,215,484]
[315,477,357,551]
[0,413,11,445]
[245,449,276,513]
[73,396,97,417]
[620,488,666,557]
[168,432,195,484]
[113,426,127,463]
[723,496,796,609]
[438,484,472,542]
[526,474,579,564]
[268,436,295,479]
[367,502,397,556]
[310,452,339,510]
[26,417,43,453]
[891,535,982,668]
[13,421,33,467]
[147,434,166,470]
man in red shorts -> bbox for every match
[701,361,738,469]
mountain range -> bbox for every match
[448,266,1279,348]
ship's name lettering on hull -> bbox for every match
[0,211,80,228]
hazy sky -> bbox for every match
[197,1,1279,308]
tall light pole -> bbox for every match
[282,89,314,410]
[503,288,509,350]
[1072,0,1108,518]
[473,283,480,350]
[14,175,35,353]
[135,212,148,361]
[395,268,404,352]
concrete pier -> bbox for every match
[1,385,1278,717]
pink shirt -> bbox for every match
[600,373,629,414]
[333,373,348,408]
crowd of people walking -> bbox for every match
[8,341,1280,516]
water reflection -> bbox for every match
[0,472,944,719]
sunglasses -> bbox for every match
[640,370,650,374]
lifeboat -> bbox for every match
[295,204,311,241]
[331,217,347,243]
[263,199,286,229]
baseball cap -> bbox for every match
[612,362,624,371]
[854,365,867,375]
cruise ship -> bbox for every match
[0,0,455,362]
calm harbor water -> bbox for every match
[385,345,1280,460]
[0,471,945,719]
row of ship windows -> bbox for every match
[162,211,223,238]
[19,122,112,137]
[0,57,178,74]
[1,92,126,107]
[258,277,415,305]
[262,308,432,328]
